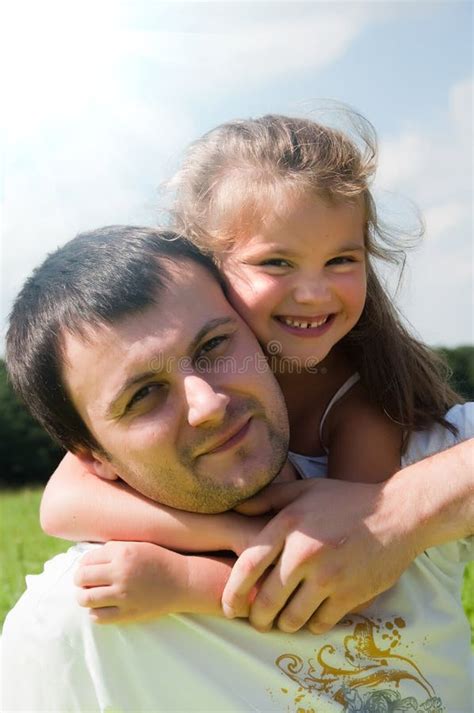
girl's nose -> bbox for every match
[292,275,330,305]
[183,375,230,428]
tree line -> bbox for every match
[1,347,473,488]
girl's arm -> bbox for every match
[40,453,265,555]
[324,386,403,483]
[75,540,237,624]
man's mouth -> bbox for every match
[200,417,253,455]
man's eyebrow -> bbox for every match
[106,316,236,418]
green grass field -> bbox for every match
[1,487,473,645]
[0,488,70,625]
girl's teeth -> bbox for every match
[281,316,329,329]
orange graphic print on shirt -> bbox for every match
[273,615,444,712]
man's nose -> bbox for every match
[293,274,330,304]
[183,375,230,428]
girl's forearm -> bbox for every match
[183,555,236,616]
[75,541,237,621]
[40,454,256,553]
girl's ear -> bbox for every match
[75,450,119,481]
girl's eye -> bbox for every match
[327,256,355,266]
[126,384,163,412]
[259,258,292,268]
[197,335,229,358]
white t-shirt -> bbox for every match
[1,405,473,713]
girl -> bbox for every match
[41,112,461,630]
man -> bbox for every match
[2,226,473,712]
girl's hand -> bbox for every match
[222,478,421,634]
[74,541,190,624]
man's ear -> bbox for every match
[75,450,119,481]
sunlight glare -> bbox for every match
[3,0,126,138]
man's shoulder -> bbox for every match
[1,545,106,711]
[3,544,93,639]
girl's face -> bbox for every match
[220,192,367,367]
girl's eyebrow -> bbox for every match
[239,244,295,257]
[240,242,365,257]
[336,243,366,252]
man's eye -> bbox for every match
[197,335,228,358]
[126,384,162,411]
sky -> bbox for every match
[1,0,473,349]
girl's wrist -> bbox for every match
[148,548,201,616]
[184,555,234,616]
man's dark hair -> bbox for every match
[6,226,225,454]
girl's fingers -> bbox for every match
[74,563,112,588]
[79,547,111,567]
[222,537,284,618]
[276,579,326,633]
[76,585,116,609]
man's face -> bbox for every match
[62,260,289,513]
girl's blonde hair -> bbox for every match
[170,113,461,439]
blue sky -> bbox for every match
[2,0,472,348]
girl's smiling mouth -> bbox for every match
[274,314,335,336]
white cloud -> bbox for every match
[374,78,473,346]
[424,201,470,243]
[377,78,472,202]
[118,5,369,87]
[1,1,376,349]
[450,77,473,134]
[1,99,195,344]
[376,133,426,188]
[3,4,469,352]
[3,2,372,145]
